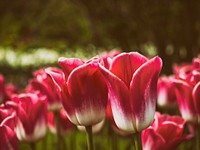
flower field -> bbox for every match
[1,48,200,150]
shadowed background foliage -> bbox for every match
[0,0,200,79]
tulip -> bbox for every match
[46,57,108,150]
[0,101,18,150]
[26,68,62,111]
[0,74,17,103]
[142,112,193,150]
[173,55,200,150]
[172,59,200,123]
[46,57,108,126]
[12,92,48,143]
[0,114,18,150]
[173,79,199,123]
[157,75,177,108]
[99,52,162,133]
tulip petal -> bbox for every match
[193,81,200,116]
[100,65,135,132]
[130,56,162,132]
[45,68,65,91]
[67,62,108,125]
[58,57,84,78]
[110,52,148,87]
[142,128,165,150]
[173,79,198,123]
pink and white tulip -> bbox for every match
[172,56,200,123]
[100,52,162,133]
[12,92,48,142]
[46,57,108,126]
[26,68,63,111]
[0,101,18,150]
[142,112,192,150]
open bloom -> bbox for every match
[142,112,193,150]
[12,92,48,142]
[26,68,63,111]
[99,52,162,133]
[0,101,18,150]
[46,57,108,126]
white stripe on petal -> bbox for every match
[16,119,47,142]
[111,101,136,133]
[136,101,155,132]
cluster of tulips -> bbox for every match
[0,50,200,150]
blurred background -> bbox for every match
[0,0,200,86]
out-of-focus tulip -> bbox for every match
[173,79,199,123]
[157,75,177,108]
[172,55,200,123]
[12,92,48,142]
[48,109,73,135]
[0,101,18,150]
[46,57,108,126]
[26,68,62,111]
[142,112,193,150]
[99,52,162,133]
[0,74,18,103]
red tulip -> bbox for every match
[12,92,48,142]
[172,56,200,123]
[48,109,73,135]
[26,68,63,111]
[0,74,18,103]
[173,79,199,123]
[46,57,108,126]
[0,101,18,150]
[157,75,177,108]
[99,52,162,133]
[142,112,192,150]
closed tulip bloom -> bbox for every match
[172,59,200,123]
[26,68,63,111]
[142,112,192,150]
[12,92,48,142]
[99,52,162,133]
[157,75,177,108]
[0,114,18,150]
[173,79,199,123]
[0,74,18,103]
[46,57,108,126]
[0,101,18,150]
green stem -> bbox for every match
[30,142,36,150]
[196,124,200,150]
[133,132,142,150]
[85,125,94,150]
[55,111,62,150]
